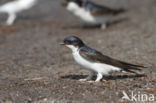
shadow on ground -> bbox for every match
[60,73,146,80]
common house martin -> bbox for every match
[61,36,145,82]
[62,0,125,29]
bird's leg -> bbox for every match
[88,73,103,83]
[79,71,94,82]
[7,13,16,25]
[95,73,103,82]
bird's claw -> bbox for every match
[79,79,87,82]
[87,80,100,83]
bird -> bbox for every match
[60,36,145,82]
[62,0,125,29]
[0,0,38,25]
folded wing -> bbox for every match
[80,46,145,73]
[84,1,125,16]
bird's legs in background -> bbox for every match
[7,13,16,25]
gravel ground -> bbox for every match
[0,0,156,103]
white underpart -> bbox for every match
[0,0,37,25]
[66,45,121,81]
[66,2,111,24]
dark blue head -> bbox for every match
[61,36,84,48]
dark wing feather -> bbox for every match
[79,46,145,73]
[84,1,125,16]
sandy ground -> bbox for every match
[0,0,156,103]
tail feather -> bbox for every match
[121,61,146,68]
[122,64,146,74]
[113,8,126,15]
[120,61,146,73]
[127,66,142,71]
[123,69,137,73]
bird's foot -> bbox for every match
[103,79,108,82]
[88,80,100,83]
[79,79,87,82]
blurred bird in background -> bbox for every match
[62,0,125,29]
[0,0,38,25]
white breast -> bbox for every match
[72,50,121,75]
[66,2,96,23]
[72,50,94,70]
[66,2,110,24]
[66,45,121,75]
[75,8,111,24]
[74,8,96,23]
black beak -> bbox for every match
[60,42,65,45]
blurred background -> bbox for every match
[0,0,155,103]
